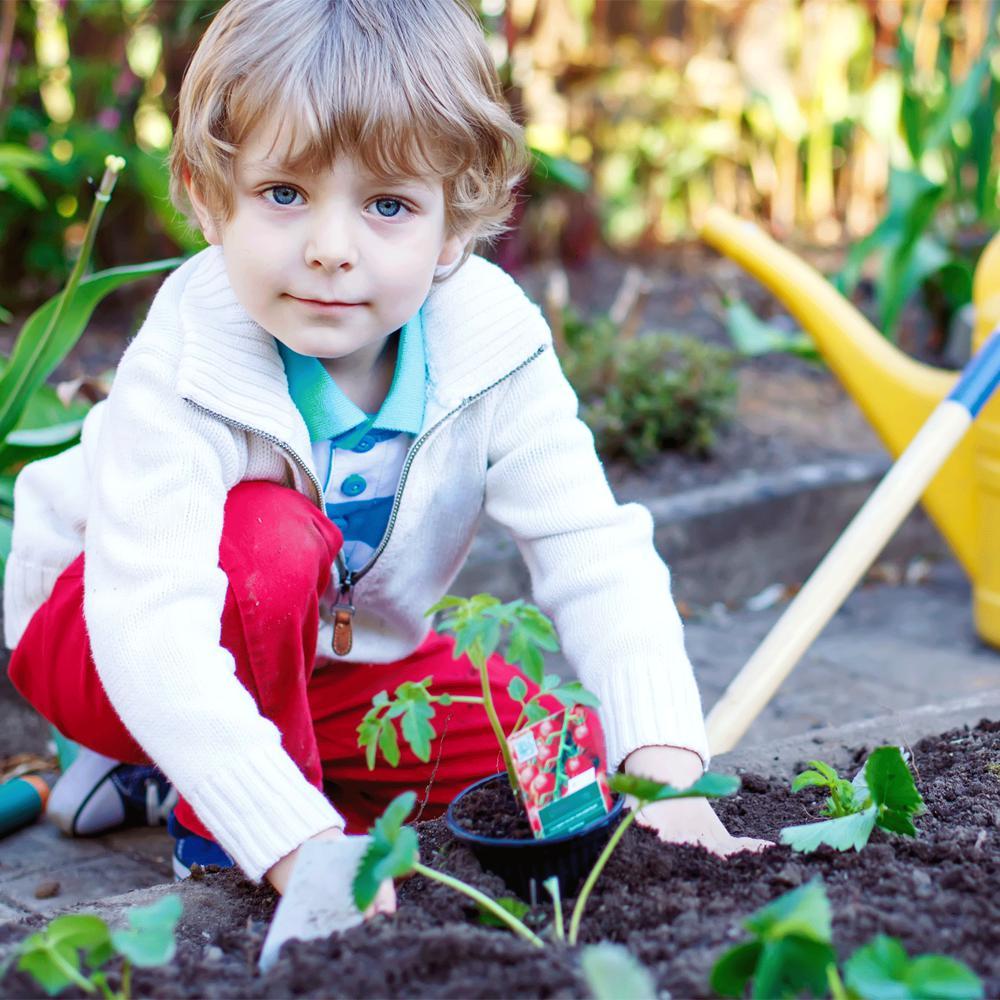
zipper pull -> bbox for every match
[332,577,355,656]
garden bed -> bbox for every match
[2,718,996,999]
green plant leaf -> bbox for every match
[845,935,984,1000]
[711,941,763,998]
[377,716,400,767]
[353,792,419,911]
[725,300,819,360]
[609,771,740,804]
[16,914,113,996]
[399,697,435,764]
[0,259,183,446]
[743,880,833,945]
[579,942,657,1000]
[110,895,183,968]
[531,148,590,192]
[507,675,528,702]
[548,681,601,709]
[523,702,550,725]
[780,807,878,853]
[475,895,530,929]
[865,747,924,817]
[752,937,836,1000]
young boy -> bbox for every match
[5,0,765,903]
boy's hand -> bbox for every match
[265,826,397,917]
[623,745,772,856]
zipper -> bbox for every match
[188,343,547,656]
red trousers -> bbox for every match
[8,481,543,839]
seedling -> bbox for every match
[710,879,836,999]
[579,942,656,1000]
[712,881,982,1000]
[355,775,739,950]
[566,771,740,945]
[780,746,925,853]
[358,595,599,792]
[10,895,182,999]
[835,934,984,1000]
[352,790,544,948]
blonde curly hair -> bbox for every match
[169,0,527,262]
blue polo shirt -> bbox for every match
[278,312,426,570]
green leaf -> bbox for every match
[0,259,183,446]
[752,937,836,1000]
[523,702,550,725]
[845,935,984,1000]
[548,681,601,709]
[791,770,834,793]
[476,895,530,929]
[377,717,400,767]
[110,895,183,968]
[16,914,113,996]
[743,880,833,945]
[353,792,419,911]
[865,747,924,817]
[0,516,12,586]
[725,300,819,361]
[579,942,657,1000]
[16,949,82,996]
[400,698,436,763]
[507,675,528,702]
[609,771,740,805]
[780,808,877,853]
[710,941,763,998]
[530,148,590,193]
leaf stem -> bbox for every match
[412,861,544,948]
[543,876,564,942]
[826,962,849,1000]
[475,658,520,791]
[0,156,124,442]
[434,695,483,705]
[568,807,638,945]
[44,945,97,994]
[120,958,132,1000]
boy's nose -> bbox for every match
[304,219,359,272]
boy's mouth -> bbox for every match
[288,295,365,311]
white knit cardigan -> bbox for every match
[4,247,708,880]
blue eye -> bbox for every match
[373,198,404,218]
[267,185,300,206]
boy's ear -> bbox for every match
[437,231,469,269]
[182,165,222,246]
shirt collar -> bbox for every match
[279,310,426,443]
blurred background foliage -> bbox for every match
[0,0,997,325]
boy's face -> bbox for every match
[186,122,465,379]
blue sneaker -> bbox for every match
[168,810,234,880]
[47,748,177,836]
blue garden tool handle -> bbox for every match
[948,329,1000,417]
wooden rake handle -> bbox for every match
[706,331,1000,755]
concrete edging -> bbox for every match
[456,453,949,608]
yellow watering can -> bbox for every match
[699,207,1000,752]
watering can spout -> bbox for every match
[699,206,978,579]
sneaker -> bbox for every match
[46,747,178,836]
[168,810,234,880]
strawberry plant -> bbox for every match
[712,880,983,1000]
[8,895,182,999]
[355,773,739,948]
[357,594,599,791]
[780,747,925,853]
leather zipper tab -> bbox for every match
[332,579,355,656]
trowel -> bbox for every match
[258,835,371,972]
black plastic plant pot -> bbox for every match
[445,773,626,903]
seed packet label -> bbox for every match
[507,704,612,839]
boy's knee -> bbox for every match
[220,481,342,597]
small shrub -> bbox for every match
[557,307,737,465]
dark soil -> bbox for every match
[2,720,997,999]
[450,776,534,840]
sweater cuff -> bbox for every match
[184,743,345,882]
[3,557,64,649]
[599,661,711,773]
